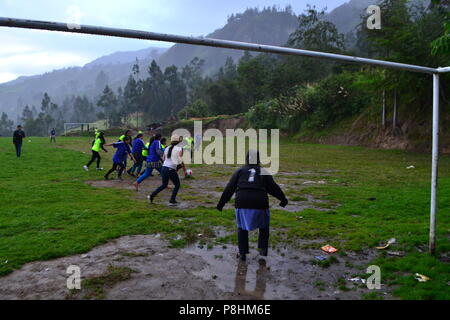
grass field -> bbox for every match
[0,136,449,299]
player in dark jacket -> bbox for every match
[12,125,26,158]
[217,150,288,261]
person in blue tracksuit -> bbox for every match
[127,133,147,177]
[103,136,134,180]
[133,134,164,191]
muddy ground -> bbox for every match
[0,232,392,300]
[86,165,340,213]
[0,165,393,300]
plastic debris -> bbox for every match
[81,254,89,258]
[406,165,415,169]
[387,251,405,257]
[376,238,396,250]
[4,260,8,264]
[315,255,327,261]
[303,180,326,185]
[414,273,430,282]
[295,216,304,220]
[348,277,366,284]
[321,244,338,253]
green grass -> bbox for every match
[0,136,449,300]
[79,265,136,300]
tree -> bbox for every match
[97,85,119,127]
[288,6,345,53]
[95,71,109,92]
[0,112,14,136]
[123,75,139,124]
[72,96,95,123]
[431,0,450,56]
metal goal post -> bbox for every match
[0,17,449,254]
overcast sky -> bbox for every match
[0,0,348,83]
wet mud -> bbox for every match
[0,233,393,300]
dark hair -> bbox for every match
[161,137,167,145]
[167,141,179,158]
[123,136,131,142]
[124,130,132,136]
[149,134,160,145]
[136,133,144,139]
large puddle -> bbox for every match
[0,232,392,300]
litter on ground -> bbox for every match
[414,273,430,282]
[387,251,405,257]
[321,245,338,253]
[348,277,366,284]
[314,255,327,261]
[376,238,396,250]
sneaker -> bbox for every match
[147,194,155,204]
[258,248,268,257]
[169,200,178,206]
[96,167,104,171]
[83,165,89,171]
[133,182,139,191]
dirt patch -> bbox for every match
[85,167,338,212]
[0,233,393,300]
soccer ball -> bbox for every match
[186,169,193,176]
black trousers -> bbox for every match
[237,227,269,255]
[105,162,125,178]
[86,150,101,168]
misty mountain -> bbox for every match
[157,7,299,75]
[85,47,167,67]
[325,0,374,34]
[0,46,167,122]
[0,1,387,122]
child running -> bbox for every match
[127,133,147,177]
[133,134,164,191]
[103,136,134,180]
[119,130,133,171]
[148,134,184,205]
[83,131,107,171]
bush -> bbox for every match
[178,99,209,119]
[245,99,284,129]
[246,72,370,133]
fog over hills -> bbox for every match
[0,1,382,121]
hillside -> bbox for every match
[157,7,299,74]
[0,1,387,121]
[0,46,166,122]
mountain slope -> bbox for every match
[157,7,299,75]
[0,47,166,121]
[0,1,386,121]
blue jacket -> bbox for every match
[112,141,131,164]
[148,140,163,162]
[131,138,146,154]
